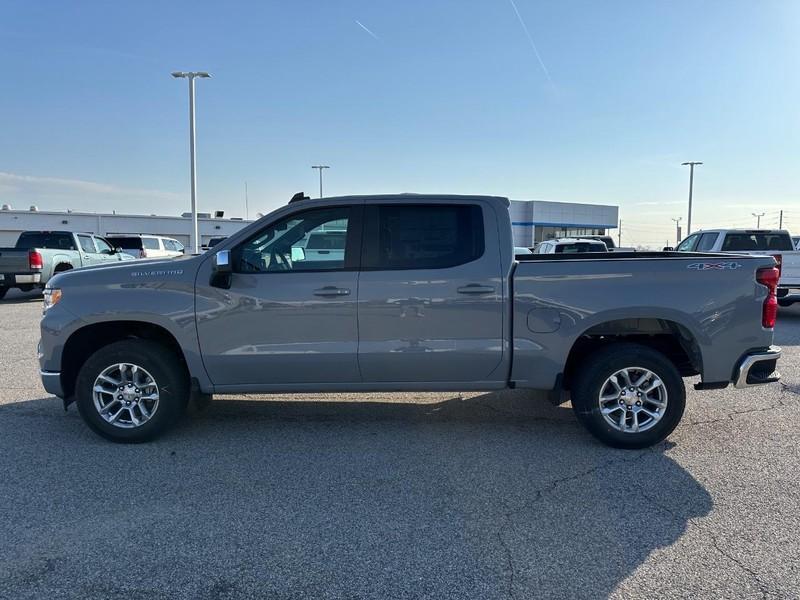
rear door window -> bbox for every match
[721,233,793,252]
[362,204,484,270]
[696,232,719,252]
[142,237,161,250]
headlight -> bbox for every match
[43,288,62,312]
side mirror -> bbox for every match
[114,247,123,254]
[663,246,675,252]
[210,250,232,289]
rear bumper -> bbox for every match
[733,346,781,389]
[0,273,42,286]
[40,370,64,398]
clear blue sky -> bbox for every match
[1,0,798,246]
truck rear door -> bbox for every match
[356,201,505,383]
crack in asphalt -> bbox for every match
[689,388,796,426]
[494,448,657,598]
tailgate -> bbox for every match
[776,252,800,285]
[0,249,30,273]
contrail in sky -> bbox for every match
[355,20,380,40]
[508,0,553,83]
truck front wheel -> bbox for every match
[571,343,685,449]
[75,339,189,443]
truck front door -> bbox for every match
[195,204,363,386]
[356,201,506,383]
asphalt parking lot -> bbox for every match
[1,288,799,599]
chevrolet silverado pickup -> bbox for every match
[0,231,134,298]
[39,194,782,448]
[673,228,800,305]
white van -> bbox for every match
[107,235,185,259]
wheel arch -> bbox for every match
[61,321,188,400]
[562,317,703,390]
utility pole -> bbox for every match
[671,217,682,244]
[681,161,703,236]
[779,210,783,229]
[244,181,249,220]
[311,165,330,198]
[618,220,622,247]
[752,212,765,228]
[172,71,211,254]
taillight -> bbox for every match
[29,250,43,270]
[757,266,779,328]
[773,254,783,277]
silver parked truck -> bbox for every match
[39,195,782,448]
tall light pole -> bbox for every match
[311,165,330,198]
[752,212,765,228]
[172,71,211,254]
[681,161,703,236]
[671,217,682,244]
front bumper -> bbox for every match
[733,346,781,389]
[40,370,64,398]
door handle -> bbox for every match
[313,286,351,297]
[457,284,495,295]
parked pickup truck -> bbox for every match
[672,229,800,306]
[0,231,134,298]
[39,194,781,448]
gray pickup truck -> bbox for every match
[0,231,134,298]
[39,194,781,448]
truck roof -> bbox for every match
[290,193,511,207]
[694,228,790,235]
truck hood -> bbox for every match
[48,254,204,289]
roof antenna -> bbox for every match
[289,192,310,204]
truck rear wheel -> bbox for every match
[571,343,685,449]
[75,339,189,443]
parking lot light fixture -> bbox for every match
[172,71,212,254]
[311,165,330,198]
[681,161,703,235]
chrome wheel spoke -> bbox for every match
[633,371,652,388]
[93,363,159,429]
[97,373,121,386]
[598,366,668,434]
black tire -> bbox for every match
[778,298,794,308]
[571,343,686,449]
[75,339,189,443]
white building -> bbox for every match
[509,199,618,247]
[0,198,618,249]
[0,207,254,247]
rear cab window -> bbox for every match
[15,232,76,250]
[554,242,607,254]
[361,204,484,270]
[721,232,793,252]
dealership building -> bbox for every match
[0,198,618,249]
